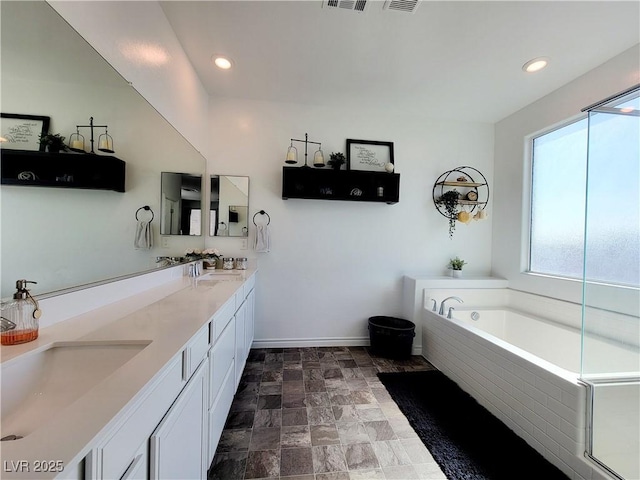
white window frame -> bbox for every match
[523,113,587,281]
[522,113,639,318]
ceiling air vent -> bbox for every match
[383,0,420,13]
[324,0,368,12]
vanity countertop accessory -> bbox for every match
[1,280,41,345]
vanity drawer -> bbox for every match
[234,288,244,311]
[99,356,184,480]
[184,325,210,380]
[209,316,235,408]
[213,298,235,341]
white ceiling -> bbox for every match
[160,1,640,123]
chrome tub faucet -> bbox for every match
[439,296,463,315]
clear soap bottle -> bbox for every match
[0,280,41,346]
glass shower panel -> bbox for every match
[582,86,639,480]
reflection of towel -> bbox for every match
[134,221,153,249]
[254,224,270,253]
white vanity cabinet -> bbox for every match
[88,322,210,480]
[206,271,256,463]
[87,356,186,480]
[235,299,247,386]
[79,272,257,480]
[235,274,256,386]
[245,288,255,355]
[149,360,208,480]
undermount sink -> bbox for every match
[1,340,150,439]
[196,272,243,283]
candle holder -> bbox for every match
[98,128,114,153]
[68,128,85,153]
[69,117,114,154]
[284,133,323,168]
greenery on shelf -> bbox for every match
[38,133,67,153]
[328,152,346,170]
[436,189,460,238]
[448,256,467,271]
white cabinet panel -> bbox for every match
[184,324,210,380]
[208,359,236,464]
[213,298,236,341]
[98,357,184,480]
[149,361,208,480]
[209,316,235,409]
[119,441,148,480]
[234,301,247,387]
[245,288,255,353]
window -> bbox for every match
[529,103,639,286]
[530,118,588,280]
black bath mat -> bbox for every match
[377,370,569,480]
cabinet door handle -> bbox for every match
[120,454,144,480]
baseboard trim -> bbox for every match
[252,337,422,355]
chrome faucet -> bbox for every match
[156,256,172,267]
[439,296,463,315]
[430,299,437,312]
[447,307,456,319]
[188,262,201,278]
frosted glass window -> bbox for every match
[530,119,588,279]
[530,107,639,286]
[584,106,639,286]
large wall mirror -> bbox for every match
[0,1,206,298]
[210,175,249,237]
[161,172,203,235]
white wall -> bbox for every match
[207,97,495,347]
[48,0,210,157]
[492,45,640,312]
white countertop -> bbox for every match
[0,268,256,479]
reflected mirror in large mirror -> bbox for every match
[210,175,249,237]
[161,173,203,235]
[0,1,205,298]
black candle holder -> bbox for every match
[68,117,114,154]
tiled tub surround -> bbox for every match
[210,347,446,480]
[422,288,637,480]
[0,266,256,479]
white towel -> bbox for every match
[254,224,271,253]
[134,220,153,249]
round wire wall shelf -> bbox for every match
[432,166,490,219]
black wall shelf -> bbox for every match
[1,150,126,192]
[282,166,400,204]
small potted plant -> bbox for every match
[39,133,67,153]
[328,152,346,171]
[448,256,466,278]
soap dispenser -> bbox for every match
[0,280,41,345]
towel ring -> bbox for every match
[136,205,154,222]
[253,210,270,226]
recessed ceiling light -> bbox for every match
[212,55,233,70]
[522,57,549,73]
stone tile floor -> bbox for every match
[208,346,447,480]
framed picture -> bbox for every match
[1,113,50,152]
[346,139,394,172]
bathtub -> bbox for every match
[423,306,613,480]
